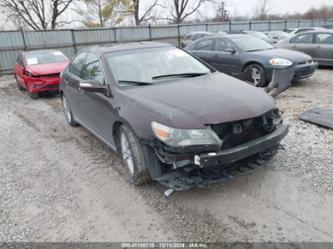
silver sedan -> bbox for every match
[277,30,333,66]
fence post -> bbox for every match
[284,19,287,31]
[71,29,77,53]
[249,20,252,30]
[177,24,181,47]
[20,28,27,51]
[205,23,208,32]
[298,20,301,28]
[113,27,117,43]
[229,20,231,31]
[268,21,271,31]
[148,23,152,41]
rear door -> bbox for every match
[79,52,116,145]
[288,33,316,57]
[63,51,88,120]
[188,38,216,66]
[211,38,242,75]
[313,32,333,65]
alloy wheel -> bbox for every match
[120,132,135,176]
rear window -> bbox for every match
[25,50,68,65]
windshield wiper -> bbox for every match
[118,80,152,86]
[152,72,208,80]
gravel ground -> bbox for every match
[0,70,332,242]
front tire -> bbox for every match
[119,125,151,186]
[29,92,39,99]
[243,63,266,87]
[62,94,78,126]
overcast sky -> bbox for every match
[204,0,331,18]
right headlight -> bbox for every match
[151,121,222,147]
[269,58,293,67]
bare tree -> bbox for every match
[128,0,161,25]
[254,0,271,20]
[0,0,75,30]
[165,0,212,24]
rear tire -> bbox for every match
[62,94,78,126]
[118,125,151,186]
[243,63,266,87]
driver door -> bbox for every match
[79,52,117,146]
[211,38,242,76]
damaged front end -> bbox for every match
[144,109,289,191]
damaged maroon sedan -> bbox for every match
[60,42,289,191]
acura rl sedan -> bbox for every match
[60,42,289,191]
[186,34,317,86]
[14,50,69,99]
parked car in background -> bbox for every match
[277,30,333,66]
[14,50,69,99]
[60,42,288,190]
[227,30,274,44]
[321,24,333,29]
[243,31,275,44]
[180,31,213,48]
[286,27,326,36]
[265,31,291,43]
[186,34,317,86]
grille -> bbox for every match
[210,112,276,150]
[297,60,313,65]
[33,73,60,78]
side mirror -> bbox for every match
[79,80,108,94]
[224,47,236,54]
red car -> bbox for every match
[14,50,69,99]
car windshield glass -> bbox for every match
[230,36,273,52]
[251,32,269,39]
[106,47,211,84]
[25,50,68,65]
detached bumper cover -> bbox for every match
[198,124,289,167]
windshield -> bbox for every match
[251,32,269,39]
[230,36,273,52]
[106,47,211,84]
[25,50,68,65]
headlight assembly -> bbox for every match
[151,121,222,147]
[269,58,293,67]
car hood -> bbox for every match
[250,48,312,63]
[123,73,276,129]
[26,60,69,75]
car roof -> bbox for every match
[294,29,333,34]
[91,42,173,54]
[186,31,212,35]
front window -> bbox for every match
[25,50,68,66]
[82,52,104,84]
[291,33,313,44]
[230,36,272,52]
[106,47,211,85]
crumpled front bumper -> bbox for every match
[196,124,289,168]
[156,124,289,191]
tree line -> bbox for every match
[0,0,332,30]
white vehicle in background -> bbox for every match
[287,27,326,36]
[265,31,291,43]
